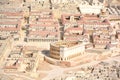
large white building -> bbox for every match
[50,41,85,61]
[79,5,103,14]
[79,0,104,14]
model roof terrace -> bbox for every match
[52,41,82,48]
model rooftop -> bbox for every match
[51,41,82,48]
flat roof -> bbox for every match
[51,41,82,48]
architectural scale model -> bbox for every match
[0,0,120,80]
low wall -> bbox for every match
[45,56,58,65]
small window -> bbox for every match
[74,25,78,28]
[65,17,70,20]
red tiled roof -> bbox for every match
[65,37,81,41]
[0,27,20,31]
[65,27,83,32]
[0,21,21,24]
[62,14,82,17]
[49,32,59,36]
[30,11,53,18]
[0,22,21,31]
[28,31,59,37]
[62,14,110,25]
[29,23,59,28]
[0,12,23,16]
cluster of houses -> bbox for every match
[0,11,23,40]
[26,11,60,42]
[4,45,41,72]
[0,9,119,51]
[0,0,120,80]
[0,0,119,50]
[61,13,120,49]
[51,61,120,80]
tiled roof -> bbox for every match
[0,27,20,31]
[65,27,83,33]
[62,14,110,25]
[28,31,59,37]
[0,21,21,31]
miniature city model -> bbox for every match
[0,0,120,80]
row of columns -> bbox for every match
[60,52,85,61]
[27,39,58,42]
